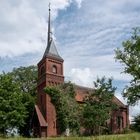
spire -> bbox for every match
[47,3,51,46]
[43,3,63,61]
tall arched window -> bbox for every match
[52,65,57,74]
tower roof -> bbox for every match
[43,38,63,60]
[43,3,63,61]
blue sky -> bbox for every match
[0,0,140,120]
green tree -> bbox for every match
[0,65,37,136]
[9,66,37,136]
[82,77,116,135]
[44,82,80,135]
[115,28,140,105]
[0,73,27,135]
[9,66,37,96]
[132,114,140,132]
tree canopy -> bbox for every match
[44,82,81,135]
[115,28,140,105]
[0,73,27,135]
[132,114,140,132]
[82,77,117,135]
[45,77,117,136]
[0,66,37,136]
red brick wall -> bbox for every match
[111,108,129,134]
[37,57,129,136]
[122,111,127,128]
[37,56,64,137]
[46,94,57,136]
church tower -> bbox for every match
[35,4,64,137]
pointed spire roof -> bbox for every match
[43,3,63,61]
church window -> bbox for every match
[116,116,123,129]
[116,116,120,128]
[52,65,57,73]
[121,117,124,128]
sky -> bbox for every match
[0,0,140,120]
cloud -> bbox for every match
[0,0,46,57]
[0,0,138,85]
[68,68,94,87]
[0,0,140,117]
[0,52,41,73]
[0,0,84,58]
[54,0,140,87]
[68,66,139,122]
[68,66,131,88]
[74,0,83,8]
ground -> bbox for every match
[0,133,140,140]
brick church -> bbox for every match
[32,6,129,137]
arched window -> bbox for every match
[52,65,57,74]
[40,66,45,75]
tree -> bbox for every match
[115,28,140,105]
[44,82,81,135]
[131,114,140,132]
[9,66,37,136]
[82,77,116,135]
[9,66,37,96]
[0,73,27,135]
[0,65,37,136]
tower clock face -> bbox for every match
[52,65,57,73]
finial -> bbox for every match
[49,3,51,11]
[47,2,51,46]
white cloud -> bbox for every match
[68,67,140,122]
[0,0,82,58]
[68,66,131,88]
[129,103,140,123]
[0,0,140,117]
[0,0,45,57]
[69,68,94,87]
[75,0,83,8]
[54,0,139,95]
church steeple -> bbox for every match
[35,3,64,138]
[47,3,51,46]
[43,4,63,61]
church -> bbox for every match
[32,7,129,137]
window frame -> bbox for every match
[52,65,57,74]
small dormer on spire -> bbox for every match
[43,3,63,61]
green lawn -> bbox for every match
[0,133,140,140]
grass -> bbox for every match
[0,133,140,140]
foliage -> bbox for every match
[44,82,80,135]
[9,66,37,96]
[0,66,37,136]
[131,114,140,132]
[8,66,37,136]
[0,73,27,135]
[115,28,140,105]
[82,77,117,135]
